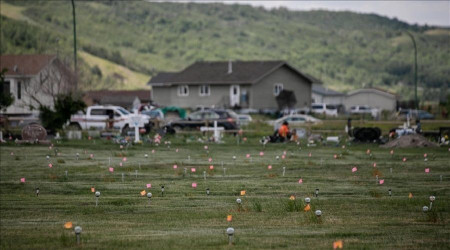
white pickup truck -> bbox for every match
[69,105,151,135]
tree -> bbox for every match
[0,68,14,111]
[39,94,86,133]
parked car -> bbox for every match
[350,105,379,118]
[397,109,435,120]
[167,109,238,132]
[237,114,252,126]
[69,105,151,135]
[269,114,322,131]
[311,103,338,117]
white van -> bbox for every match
[311,103,338,117]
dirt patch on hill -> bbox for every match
[381,134,438,148]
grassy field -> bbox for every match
[0,134,449,249]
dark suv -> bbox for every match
[167,109,238,132]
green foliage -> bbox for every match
[39,94,86,133]
[0,68,14,111]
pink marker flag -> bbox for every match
[390,150,394,155]
[152,149,155,153]
[48,163,53,168]
[10,152,14,156]
[373,163,377,167]
[122,157,127,162]
[146,183,151,188]
[308,153,312,157]
[281,155,286,159]
[259,152,264,156]
[283,151,287,155]
[192,182,197,188]
[379,179,384,185]
[204,145,208,150]
[268,165,272,170]
[352,167,357,172]
[208,158,212,162]
[402,157,407,162]
[20,178,26,183]
[119,162,123,167]
[209,165,214,170]
[90,154,94,158]
[424,153,427,158]
[246,154,250,158]
[191,168,196,172]
[173,164,178,169]
[333,154,337,159]
[176,148,179,153]
[425,168,430,173]
[109,167,114,172]
[298,178,303,184]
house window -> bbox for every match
[178,85,189,96]
[17,81,22,100]
[274,83,283,96]
[199,85,210,96]
[1,81,10,95]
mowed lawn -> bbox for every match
[0,136,449,249]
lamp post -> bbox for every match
[405,31,418,110]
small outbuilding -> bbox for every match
[343,88,397,111]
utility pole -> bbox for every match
[405,31,418,110]
[71,0,78,90]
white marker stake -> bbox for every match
[135,170,138,178]
[147,192,152,206]
[139,163,141,170]
[203,171,206,180]
[227,227,234,245]
[133,110,140,143]
[223,168,227,176]
[282,167,286,177]
[376,175,379,183]
[74,226,82,245]
[65,170,68,177]
[429,196,435,210]
[188,155,191,162]
[440,175,443,182]
[390,168,392,174]
[108,157,111,166]
[122,173,124,182]
[184,168,187,176]
[95,191,100,207]
[76,153,79,161]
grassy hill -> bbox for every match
[1,1,448,99]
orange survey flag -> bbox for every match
[140,190,146,196]
[304,204,311,212]
[227,215,232,222]
[240,190,246,196]
[64,222,73,229]
[408,193,413,198]
[333,240,343,249]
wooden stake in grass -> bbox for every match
[95,191,100,207]
[226,227,234,245]
[74,226,82,245]
[147,192,152,206]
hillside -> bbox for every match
[1,1,448,99]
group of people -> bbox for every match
[266,121,297,143]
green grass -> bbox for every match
[1,135,449,249]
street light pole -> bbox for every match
[71,0,78,90]
[405,31,418,110]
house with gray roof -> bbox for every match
[312,83,345,105]
[148,60,313,110]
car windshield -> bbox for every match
[311,105,323,109]
[326,105,337,110]
[118,108,130,115]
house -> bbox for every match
[0,55,73,116]
[148,61,314,110]
[312,83,345,105]
[343,88,397,111]
[83,90,151,110]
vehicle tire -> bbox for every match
[121,125,133,136]
[67,123,82,130]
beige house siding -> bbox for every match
[252,66,311,109]
[344,90,396,111]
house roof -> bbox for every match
[347,88,398,99]
[0,55,57,76]
[84,90,151,103]
[312,83,344,96]
[148,61,314,85]
[99,95,140,107]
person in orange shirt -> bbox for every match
[278,121,290,142]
